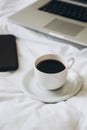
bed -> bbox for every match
[0,0,87,130]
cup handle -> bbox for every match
[68,57,75,69]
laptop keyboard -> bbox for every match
[39,0,87,22]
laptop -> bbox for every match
[9,0,87,46]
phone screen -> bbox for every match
[0,35,18,71]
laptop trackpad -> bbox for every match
[44,19,85,36]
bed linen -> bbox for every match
[0,0,87,130]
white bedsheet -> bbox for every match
[0,0,87,130]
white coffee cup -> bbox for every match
[34,54,74,90]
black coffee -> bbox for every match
[36,59,65,73]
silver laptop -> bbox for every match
[9,0,87,46]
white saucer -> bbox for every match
[23,69,83,103]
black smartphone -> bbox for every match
[0,34,18,72]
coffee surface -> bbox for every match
[36,59,65,73]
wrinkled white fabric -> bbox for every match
[0,0,87,130]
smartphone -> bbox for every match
[0,34,18,72]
